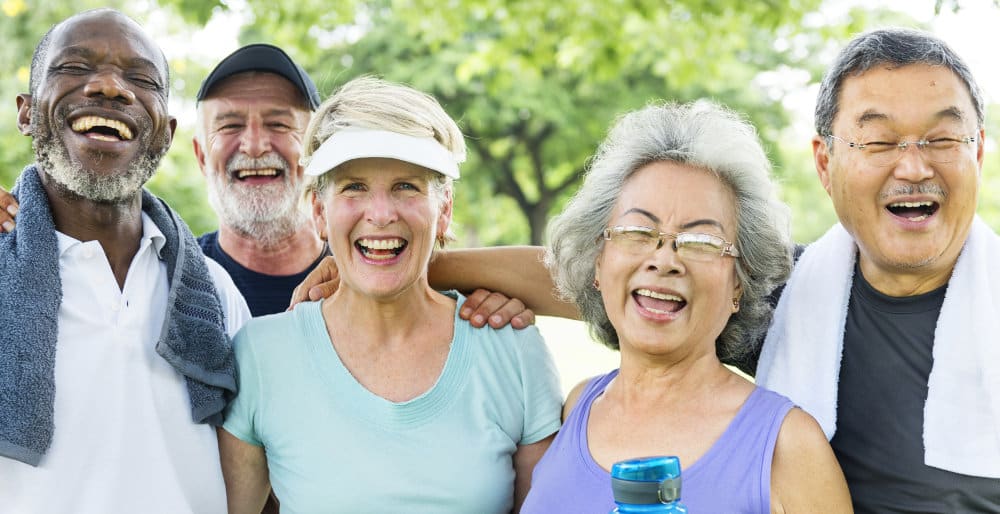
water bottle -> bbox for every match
[610,456,688,513]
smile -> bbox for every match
[71,115,133,141]
[886,201,939,222]
[235,168,281,180]
[356,237,407,261]
[633,288,686,314]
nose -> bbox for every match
[892,144,935,183]
[366,190,398,228]
[646,237,685,275]
[239,119,271,158]
[83,69,136,104]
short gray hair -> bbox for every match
[815,27,985,137]
[545,101,792,370]
[303,76,463,246]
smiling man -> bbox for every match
[756,27,1000,512]
[0,9,249,513]
[192,44,328,317]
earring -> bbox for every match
[593,278,600,290]
[732,297,740,312]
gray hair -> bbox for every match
[815,27,984,137]
[545,101,792,369]
[303,76,463,246]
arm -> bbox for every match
[770,408,853,513]
[217,427,272,514]
[0,185,17,232]
[428,246,580,319]
[511,433,555,513]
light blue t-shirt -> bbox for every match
[223,292,562,514]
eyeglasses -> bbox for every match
[824,134,977,167]
[602,225,740,261]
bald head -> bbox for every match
[29,8,169,98]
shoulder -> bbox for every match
[205,256,251,336]
[562,377,593,421]
[197,230,218,253]
[770,407,852,512]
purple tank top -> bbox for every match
[521,370,794,513]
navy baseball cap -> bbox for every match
[196,43,321,110]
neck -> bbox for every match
[857,253,956,297]
[217,220,324,275]
[323,282,453,349]
[40,172,143,289]
[611,345,737,408]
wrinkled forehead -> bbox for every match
[836,64,977,132]
[48,11,167,76]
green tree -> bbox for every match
[228,0,864,245]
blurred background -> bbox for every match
[3,0,998,390]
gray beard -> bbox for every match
[206,172,307,248]
[31,103,168,204]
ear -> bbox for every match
[732,280,743,312]
[812,134,833,197]
[975,127,986,172]
[16,94,32,136]
[167,116,178,144]
[192,136,207,175]
[311,190,327,239]
[435,187,453,242]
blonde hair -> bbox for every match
[304,76,463,246]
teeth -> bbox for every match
[71,116,132,140]
[889,201,933,208]
[635,288,683,302]
[359,238,404,250]
[236,169,279,179]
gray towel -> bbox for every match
[0,165,236,466]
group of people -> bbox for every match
[0,6,996,514]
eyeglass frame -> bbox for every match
[602,225,740,259]
[823,133,978,166]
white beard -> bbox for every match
[205,152,307,247]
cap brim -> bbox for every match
[304,129,460,179]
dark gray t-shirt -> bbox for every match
[831,264,1000,513]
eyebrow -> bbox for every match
[621,208,725,231]
[51,46,164,78]
[855,106,969,128]
[212,108,300,123]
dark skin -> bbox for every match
[14,10,176,288]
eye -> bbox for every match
[129,74,161,89]
[267,122,293,132]
[341,182,367,193]
[394,182,420,192]
[675,233,725,254]
[53,63,90,74]
[217,124,245,133]
[924,137,962,149]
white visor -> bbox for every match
[303,128,461,179]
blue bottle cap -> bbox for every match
[611,456,682,504]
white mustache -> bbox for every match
[226,152,289,175]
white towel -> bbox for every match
[757,218,1000,478]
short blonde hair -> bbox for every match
[304,76,463,246]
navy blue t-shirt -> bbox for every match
[198,231,328,317]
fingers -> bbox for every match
[0,187,18,233]
[287,256,340,310]
[460,289,535,329]
[307,282,339,302]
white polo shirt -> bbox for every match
[0,213,250,514]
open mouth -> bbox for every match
[887,201,939,222]
[233,168,282,180]
[633,288,686,315]
[356,238,407,261]
[71,115,133,142]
